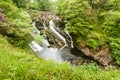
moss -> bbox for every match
[86,39,99,49]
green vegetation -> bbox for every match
[86,39,98,49]
[0,1,32,49]
[55,0,120,64]
[110,38,120,64]
[0,0,53,48]
[0,35,120,80]
[0,0,120,79]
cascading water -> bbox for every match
[32,20,40,35]
[29,19,63,63]
[41,19,50,48]
[29,41,43,52]
[49,20,67,50]
[38,48,63,63]
[29,19,75,63]
[29,20,43,52]
[65,30,74,48]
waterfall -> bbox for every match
[29,19,63,63]
[29,41,43,52]
[41,19,50,47]
[32,20,40,35]
[29,20,43,52]
[29,19,75,64]
[39,48,63,63]
[65,30,74,48]
[49,20,67,50]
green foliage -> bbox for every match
[22,0,53,11]
[109,38,120,64]
[36,0,52,11]
[55,0,120,64]
[64,0,99,42]
[86,39,98,49]
[0,1,33,49]
[33,34,44,44]
[55,0,120,49]
[0,35,120,80]
[26,1,39,10]
[7,9,32,27]
[5,10,32,49]
[0,1,18,15]
[55,0,68,15]
[11,0,27,8]
[0,0,53,11]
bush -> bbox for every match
[5,10,32,49]
[11,0,27,8]
[0,1,33,49]
[109,38,120,64]
[0,1,18,15]
[86,39,99,49]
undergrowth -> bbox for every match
[0,35,120,80]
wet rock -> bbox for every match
[76,42,114,67]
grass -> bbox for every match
[0,35,120,80]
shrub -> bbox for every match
[11,0,27,8]
[86,39,99,49]
[5,10,33,49]
[0,1,18,15]
[0,2,33,49]
[109,38,120,64]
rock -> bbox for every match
[81,48,94,57]
[76,42,114,67]
[72,58,84,66]
[32,11,61,24]
[94,45,113,67]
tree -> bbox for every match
[36,0,52,11]
[11,0,27,8]
[55,0,120,42]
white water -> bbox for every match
[65,30,74,48]
[32,20,40,35]
[29,41,62,63]
[49,20,67,50]
[41,19,50,47]
[39,48,63,63]
[29,41,43,52]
